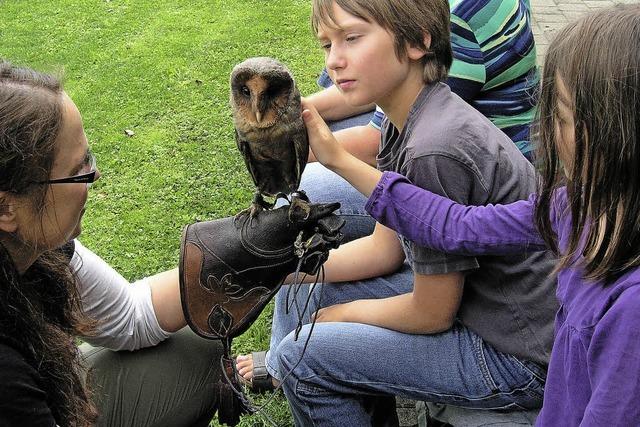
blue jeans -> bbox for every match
[269,267,546,426]
[266,161,375,378]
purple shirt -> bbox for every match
[366,171,640,426]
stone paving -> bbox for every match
[531,0,638,64]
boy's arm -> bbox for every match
[305,85,375,122]
[316,271,463,334]
[289,221,405,285]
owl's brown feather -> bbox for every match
[230,57,309,205]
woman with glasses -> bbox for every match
[0,61,223,426]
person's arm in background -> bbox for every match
[305,84,375,122]
[447,13,485,102]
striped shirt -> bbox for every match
[372,0,539,160]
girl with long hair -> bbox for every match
[302,4,640,425]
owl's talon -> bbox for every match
[245,193,275,219]
[234,209,251,225]
[288,196,311,222]
[249,203,263,218]
[291,190,309,203]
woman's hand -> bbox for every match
[301,99,349,170]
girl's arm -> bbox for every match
[301,102,547,256]
[305,85,375,122]
[308,123,380,166]
[287,221,406,285]
[366,172,546,255]
[301,100,384,197]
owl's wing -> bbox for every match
[235,129,262,189]
[292,120,309,188]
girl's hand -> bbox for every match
[301,99,383,198]
[301,99,348,170]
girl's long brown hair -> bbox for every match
[535,4,640,283]
[0,60,98,426]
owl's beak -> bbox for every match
[252,97,263,123]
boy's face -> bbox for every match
[317,2,420,109]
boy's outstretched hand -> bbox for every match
[301,99,383,198]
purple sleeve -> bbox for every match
[365,171,546,255]
[582,286,640,426]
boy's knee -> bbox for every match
[299,163,339,202]
[276,329,307,374]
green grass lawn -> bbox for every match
[1,0,324,424]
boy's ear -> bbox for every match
[407,33,432,61]
[0,192,19,233]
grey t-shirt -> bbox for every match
[377,82,557,366]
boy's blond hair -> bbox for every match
[311,0,452,83]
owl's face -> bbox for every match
[230,58,294,129]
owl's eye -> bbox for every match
[241,85,250,97]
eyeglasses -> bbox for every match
[34,151,98,187]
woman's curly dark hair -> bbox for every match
[0,60,98,426]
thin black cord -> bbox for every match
[238,265,327,426]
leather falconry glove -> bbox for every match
[179,198,344,426]
[179,199,344,342]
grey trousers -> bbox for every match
[80,328,223,427]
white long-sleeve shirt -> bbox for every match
[71,240,171,351]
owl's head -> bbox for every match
[230,57,296,128]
